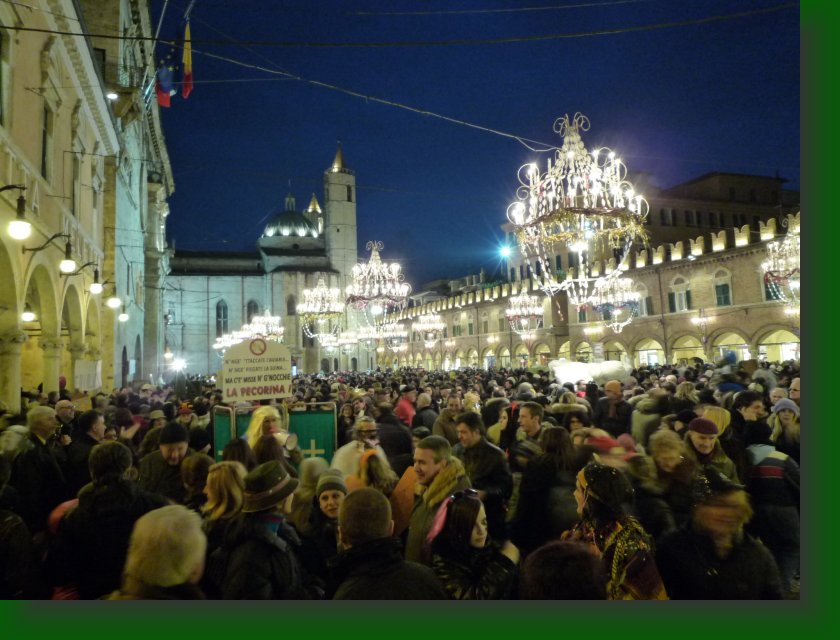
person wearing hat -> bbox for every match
[564,461,666,600]
[148,409,167,431]
[592,380,633,439]
[299,469,348,582]
[683,417,739,483]
[138,422,194,504]
[743,420,800,596]
[768,398,800,464]
[176,405,197,429]
[221,461,317,599]
[656,469,783,599]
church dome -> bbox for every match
[262,193,320,239]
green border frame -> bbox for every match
[2,2,826,639]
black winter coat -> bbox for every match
[54,480,167,599]
[431,545,518,600]
[412,407,438,430]
[138,449,194,503]
[453,438,513,541]
[299,506,339,583]
[329,536,448,600]
[592,398,633,438]
[0,508,31,598]
[64,433,100,496]
[656,526,783,599]
[510,456,577,558]
[10,434,70,533]
[376,420,413,478]
[221,515,315,600]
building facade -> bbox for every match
[163,147,360,377]
[0,0,173,411]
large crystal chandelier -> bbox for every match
[412,313,446,349]
[212,310,285,354]
[299,276,344,341]
[762,213,800,308]
[346,241,411,314]
[589,277,640,334]
[506,113,649,310]
[506,292,543,345]
[381,321,409,350]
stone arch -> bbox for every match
[433,352,442,370]
[557,341,570,361]
[21,264,61,392]
[454,349,464,369]
[754,326,800,363]
[85,299,101,356]
[134,334,142,383]
[466,348,479,367]
[60,282,85,389]
[574,341,592,363]
[0,239,23,410]
[631,337,665,367]
[497,346,511,368]
[601,337,629,362]
[532,342,552,366]
[709,327,751,361]
[670,333,705,364]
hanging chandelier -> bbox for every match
[506,291,543,345]
[412,313,446,349]
[506,112,649,308]
[299,276,345,341]
[346,241,411,314]
[337,329,359,354]
[762,213,800,306]
[381,321,409,350]
[589,277,640,334]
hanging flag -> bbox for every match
[155,39,179,108]
[181,19,193,99]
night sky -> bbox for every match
[153,0,799,286]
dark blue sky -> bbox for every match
[153,0,799,286]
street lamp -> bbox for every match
[2,185,30,240]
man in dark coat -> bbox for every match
[592,380,633,438]
[656,469,783,599]
[54,441,166,599]
[137,422,192,503]
[10,406,70,534]
[330,487,447,599]
[452,412,512,542]
[64,410,106,495]
[220,461,317,599]
[374,403,414,477]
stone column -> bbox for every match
[0,330,28,414]
[68,343,88,392]
[40,337,63,396]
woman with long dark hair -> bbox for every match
[425,489,519,600]
[564,461,667,600]
[510,426,580,558]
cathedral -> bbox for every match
[163,147,362,376]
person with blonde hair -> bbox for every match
[671,381,700,414]
[701,405,732,436]
[245,405,289,450]
[203,461,247,523]
[109,505,207,599]
[648,429,696,527]
[768,398,800,464]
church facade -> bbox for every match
[163,147,366,377]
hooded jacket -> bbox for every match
[404,457,470,563]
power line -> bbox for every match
[350,0,658,16]
[6,3,797,48]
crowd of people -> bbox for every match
[0,357,801,600]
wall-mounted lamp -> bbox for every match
[2,185,30,240]
[59,241,77,274]
[89,269,103,295]
[118,304,129,322]
[163,344,174,361]
[22,232,72,272]
[106,290,122,308]
[21,304,36,323]
[62,261,97,278]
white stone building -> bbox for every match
[163,147,362,376]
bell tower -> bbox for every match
[323,143,358,289]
